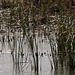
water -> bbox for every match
[0,32,52,75]
[0,32,75,75]
[0,8,75,75]
[0,53,13,75]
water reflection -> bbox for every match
[54,67,75,75]
[0,31,75,75]
[0,30,52,75]
[0,8,75,75]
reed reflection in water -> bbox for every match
[0,1,75,74]
[0,31,75,75]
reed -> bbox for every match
[0,0,74,74]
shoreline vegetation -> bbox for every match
[0,0,75,9]
[0,0,75,74]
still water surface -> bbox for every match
[0,34,75,75]
[0,9,75,75]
